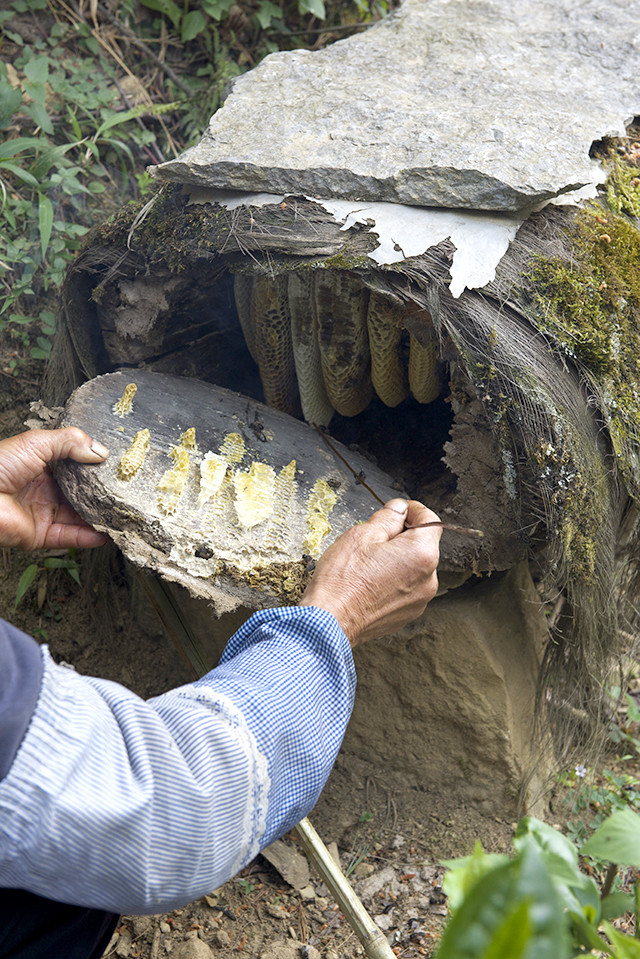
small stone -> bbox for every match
[172,940,214,959]
[131,916,152,938]
[298,884,316,901]
[261,839,310,890]
[357,866,397,901]
[373,913,395,931]
[115,929,132,958]
[259,940,299,959]
[353,863,375,879]
[212,930,231,947]
[325,842,341,868]
[266,902,288,920]
[160,921,172,933]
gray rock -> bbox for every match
[172,940,214,959]
[357,866,397,901]
[153,0,640,211]
[259,941,299,959]
[261,839,310,890]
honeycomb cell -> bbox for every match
[158,446,191,515]
[117,428,149,481]
[316,272,373,417]
[112,383,137,417]
[250,274,301,416]
[233,460,276,529]
[289,272,334,427]
[263,459,298,550]
[367,292,409,408]
[408,335,441,404]
[303,478,338,557]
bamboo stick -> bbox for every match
[295,817,396,959]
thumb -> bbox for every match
[362,498,409,543]
[29,427,110,466]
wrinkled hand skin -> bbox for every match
[300,498,441,648]
[0,428,110,551]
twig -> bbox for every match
[295,817,396,959]
[113,76,164,164]
[314,426,484,537]
[99,7,193,99]
[601,862,618,899]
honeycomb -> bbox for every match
[234,271,442,421]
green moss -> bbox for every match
[526,168,640,504]
[605,156,640,219]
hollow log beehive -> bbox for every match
[48,156,640,820]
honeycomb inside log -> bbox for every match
[64,259,523,579]
[228,268,452,504]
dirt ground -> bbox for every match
[0,343,523,958]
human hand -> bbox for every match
[299,498,441,647]
[0,428,110,550]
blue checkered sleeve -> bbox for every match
[0,606,355,915]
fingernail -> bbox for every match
[91,441,109,459]
[385,498,409,515]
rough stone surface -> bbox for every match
[153,0,640,211]
[171,940,214,959]
[261,840,310,890]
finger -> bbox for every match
[0,429,109,496]
[28,427,110,465]
[361,498,410,543]
[42,523,109,550]
[404,500,442,533]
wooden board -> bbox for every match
[56,370,403,612]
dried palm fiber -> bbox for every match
[250,274,301,417]
[233,273,258,362]
[288,271,335,427]
[366,291,409,408]
[414,274,622,762]
[315,271,373,417]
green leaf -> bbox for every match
[441,842,509,914]
[255,0,282,29]
[601,891,634,920]
[437,842,569,959]
[581,808,640,866]
[93,100,177,139]
[0,80,22,130]
[139,0,182,28]
[298,0,326,17]
[181,9,207,41]
[29,140,79,180]
[0,137,41,160]
[24,55,49,85]
[38,193,53,259]
[0,162,39,187]
[202,0,235,19]
[25,99,54,135]
[602,922,640,958]
[514,816,601,925]
[15,564,39,608]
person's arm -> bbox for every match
[0,429,440,916]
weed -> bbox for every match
[14,552,81,610]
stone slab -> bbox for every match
[153,0,640,212]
